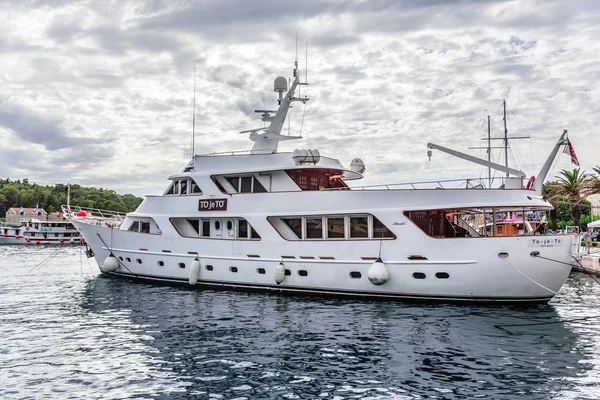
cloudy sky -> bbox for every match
[0,0,598,197]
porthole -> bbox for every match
[126,257,131,262]
[436,272,449,279]
[227,221,233,230]
[350,271,362,279]
[298,270,308,277]
[257,268,266,274]
[179,263,186,269]
[230,266,238,273]
[136,259,142,264]
[206,265,213,271]
[215,221,221,230]
[158,261,164,266]
[119,256,123,261]
[413,272,426,279]
[285,269,291,276]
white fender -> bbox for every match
[275,262,286,285]
[368,257,389,285]
[189,258,201,285]
[102,254,119,272]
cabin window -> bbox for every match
[140,222,150,234]
[240,177,252,193]
[326,217,345,239]
[253,178,267,193]
[350,216,369,238]
[373,217,394,238]
[190,219,200,235]
[282,218,302,239]
[404,208,549,238]
[305,218,323,239]
[191,180,202,194]
[180,180,188,195]
[227,177,240,193]
[165,183,174,195]
[200,220,209,237]
[128,221,140,232]
[171,217,260,240]
[238,219,249,238]
[268,214,395,241]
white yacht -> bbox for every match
[0,219,82,245]
[68,62,577,303]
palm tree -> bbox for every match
[542,182,560,231]
[550,168,593,228]
[591,165,600,194]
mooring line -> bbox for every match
[95,232,138,277]
[501,258,559,295]
[495,253,600,330]
[29,248,64,273]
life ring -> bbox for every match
[26,227,30,231]
[526,176,535,190]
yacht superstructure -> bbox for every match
[68,62,577,303]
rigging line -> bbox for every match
[80,240,83,276]
[299,102,307,136]
[95,232,138,277]
[501,258,559,295]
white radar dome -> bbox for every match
[274,76,287,92]
[350,158,366,174]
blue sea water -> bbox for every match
[1,245,600,399]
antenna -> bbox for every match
[191,65,197,161]
[305,37,308,83]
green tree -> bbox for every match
[550,168,592,228]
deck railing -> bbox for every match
[338,177,526,191]
[60,205,126,228]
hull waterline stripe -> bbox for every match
[102,270,553,303]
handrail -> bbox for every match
[333,176,525,191]
[60,205,127,220]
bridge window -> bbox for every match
[164,178,202,196]
[225,175,268,193]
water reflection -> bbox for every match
[79,274,593,399]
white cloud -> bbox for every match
[0,0,598,196]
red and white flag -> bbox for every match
[563,138,580,166]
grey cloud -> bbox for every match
[0,101,104,151]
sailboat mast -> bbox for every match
[191,66,197,161]
[503,99,508,178]
[487,114,491,188]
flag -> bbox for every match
[563,138,580,166]
[18,208,25,215]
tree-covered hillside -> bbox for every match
[0,178,143,216]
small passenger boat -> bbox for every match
[68,61,578,303]
[0,219,83,245]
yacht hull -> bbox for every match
[73,220,574,304]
